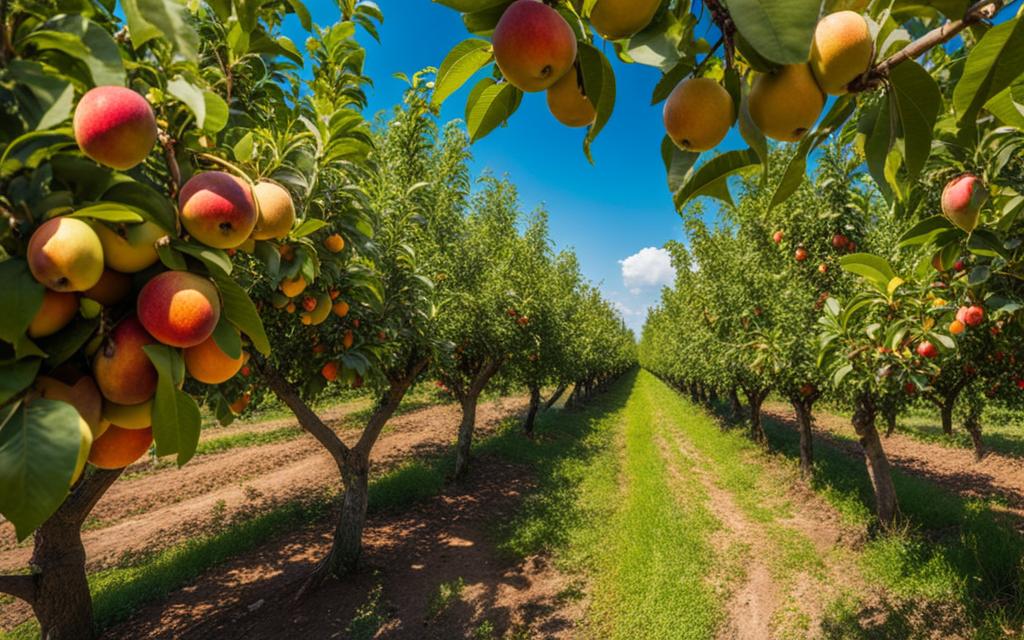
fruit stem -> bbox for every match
[850,0,1006,92]
[158,129,181,199]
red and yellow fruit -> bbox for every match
[324,234,345,253]
[809,11,873,95]
[35,375,104,436]
[27,217,105,292]
[493,0,577,93]
[137,271,221,348]
[749,64,825,142]
[321,361,339,382]
[184,334,244,384]
[93,315,158,405]
[73,86,157,170]
[84,269,133,306]
[547,68,596,128]
[101,399,152,430]
[28,290,79,338]
[179,172,257,249]
[588,0,661,40]
[664,78,734,152]
[88,425,153,469]
[332,300,350,318]
[91,220,164,273]
[251,181,296,241]
[280,275,307,298]
[942,174,988,233]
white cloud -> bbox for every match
[619,247,676,291]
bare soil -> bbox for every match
[0,396,528,633]
[763,402,1024,528]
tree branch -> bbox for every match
[0,574,34,605]
[258,361,350,470]
[849,0,1006,92]
[354,357,428,455]
[158,129,181,202]
[0,0,10,65]
[60,468,124,528]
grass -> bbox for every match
[425,577,465,619]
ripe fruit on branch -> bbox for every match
[321,361,339,382]
[184,334,244,384]
[493,0,577,93]
[324,234,345,253]
[73,86,157,170]
[137,271,221,348]
[517,315,530,326]
[547,68,596,128]
[941,174,988,233]
[809,11,873,95]
[831,234,849,249]
[28,217,105,292]
[664,78,735,152]
[229,393,251,414]
[302,296,317,312]
[957,305,984,327]
[916,341,938,359]
[179,172,257,249]
[93,315,158,405]
[300,293,332,326]
[949,320,966,336]
[332,300,350,318]
[795,247,809,262]
[507,308,518,317]
[772,230,784,244]
[91,220,164,273]
[35,375,103,436]
[101,399,152,430]
[84,269,132,306]
[88,425,153,469]
[954,259,966,272]
[251,181,296,241]
[818,263,828,274]
[904,382,917,395]
[749,64,825,142]
[588,0,660,40]
[280,275,307,298]
[342,330,354,350]
[28,290,79,338]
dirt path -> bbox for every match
[763,402,1024,526]
[0,396,527,633]
[99,453,582,639]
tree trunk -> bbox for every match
[792,399,814,477]
[965,411,984,462]
[852,393,898,526]
[882,405,898,437]
[523,385,541,437]
[743,388,767,444]
[454,392,479,482]
[321,450,370,576]
[708,387,719,404]
[729,386,742,418]
[542,384,568,411]
[0,469,123,640]
[940,397,954,436]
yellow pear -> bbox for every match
[663,78,735,152]
[546,69,596,128]
[749,64,825,142]
[251,181,296,241]
[92,220,164,273]
[810,11,873,95]
[589,0,661,40]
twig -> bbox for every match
[0,0,9,65]
[158,129,181,200]
[849,0,1007,92]
[692,36,725,78]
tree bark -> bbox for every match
[729,386,742,418]
[323,449,369,576]
[743,388,768,444]
[792,399,815,477]
[11,468,123,640]
[882,404,898,437]
[940,396,955,436]
[453,359,501,482]
[965,411,985,462]
[542,384,568,411]
[523,385,541,437]
[852,393,898,526]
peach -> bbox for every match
[73,86,157,170]
[88,425,153,469]
[251,181,296,241]
[91,220,164,273]
[279,275,307,298]
[589,0,661,40]
[663,77,735,152]
[34,375,103,435]
[184,333,244,384]
[810,11,873,95]
[493,0,577,93]
[27,217,104,292]
[137,271,221,348]
[179,172,257,249]
[28,290,79,338]
[547,68,596,127]
[101,399,152,430]
[84,269,133,306]
[749,64,825,142]
[229,392,251,414]
[324,234,345,253]
[93,315,158,405]
[942,174,988,232]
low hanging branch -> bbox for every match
[849,0,1006,92]
[0,574,35,604]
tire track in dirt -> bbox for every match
[0,397,527,633]
[762,402,1024,528]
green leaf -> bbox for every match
[465,78,522,142]
[661,136,699,194]
[673,149,760,209]
[103,178,178,232]
[865,96,895,200]
[211,314,242,360]
[769,97,855,208]
[433,39,494,107]
[168,77,227,133]
[121,0,199,62]
[0,359,41,406]
[0,399,82,540]
[68,203,146,223]
[967,228,1009,259]
[171,240,232,276]
[37,317,99,368]
[433,0,510,11]
[292,218,328,238]
[0,260,45,347]
[889,61,941,179]
[898,215,955,247]
[723,0,819,65]
[143,344,201,465]
[968,265,991,285]
[25,15,125,87]
[579,42,616,162]
[840,253,898,293]
[6,60,74,130]
[233,132,254,162]
[984,78,1024,128]
[210,272,271,356]
[953,17,1024,123]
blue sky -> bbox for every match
[286,1,744,333]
